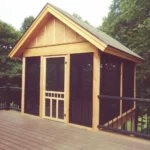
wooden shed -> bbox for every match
[9,3,144,130]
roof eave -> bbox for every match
[104,45,145,64]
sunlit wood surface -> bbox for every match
[0,110,149,150]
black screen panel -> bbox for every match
[58,100,64,119]
[46,58,64,92]
[24,57,40,116]
[122,60,135,113]
[69,53,93,127]
[100,53,121,125]
[45,99,50,117]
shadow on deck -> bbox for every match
[0,110,150,150]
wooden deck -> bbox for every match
[0,110,149,150]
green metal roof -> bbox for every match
[49,3,144,61]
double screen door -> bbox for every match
[43,56,67,122]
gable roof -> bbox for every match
[51,4,143,60]
[9,3,144,63]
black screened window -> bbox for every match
[69,53,93,127]
[24,57,40,116]
[122,60,135,112]
[100,53,121,125]
[46,57,64,92]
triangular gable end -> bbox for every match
[9,3,107,58]
[27,16,87,48]
[9,3,144,63]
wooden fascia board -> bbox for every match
[23,42,96,57]
[47,6,107,51]
[104,46,145,64]
[9,6,49,58]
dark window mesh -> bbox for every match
[100,53,121,125]
[122,60,135,113]
[69,53,93,127]
[24,57,40,116]
[46,58,64,92]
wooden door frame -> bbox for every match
[40,55,70,124]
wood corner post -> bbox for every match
[64,54,70,124]
[40,56,44,118]
[21,57,25,114]
[92,50,100,130]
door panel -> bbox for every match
[44,57,65,122]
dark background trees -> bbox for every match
[20,16,34,34]
[100,0,150,98]
[0,20,21,86]
[0,16,34,86]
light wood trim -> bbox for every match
[64,25,66,43]
[44,55,66,59]
[120,62,123,115]
[21,57,25,114]
[45,97,65,100]
[56,100,58,118]
[23,42,96,57]
[64,55,70,124]
[92,49,100,130]
[44,97,65,121]
[105,46,144,64]
[50,99,52,118]
[54,17,56,44]
[45,90,64,94]
[42,57,46,117]
[40,56,44,118]
[104,108,136,128]
[44,26,46,45]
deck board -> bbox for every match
[0,110,149,150]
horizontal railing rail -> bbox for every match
[98,95,150,102]
[98,95,150,139]
[0,84,21,111]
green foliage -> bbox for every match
[0,20,22,85]
[100,0,150,98]
[20,16,34,33]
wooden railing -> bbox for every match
[98,95,150,139]
[0,84,21,111]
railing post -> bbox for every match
[131,64,137,132]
